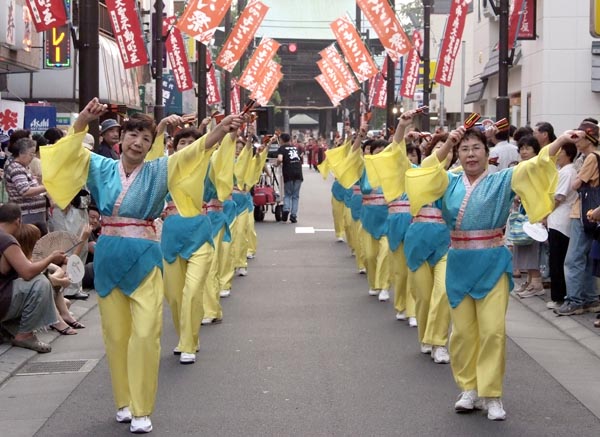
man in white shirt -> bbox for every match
[489,130,520,171]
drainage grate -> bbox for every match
[17,359,98,375]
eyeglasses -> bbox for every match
[458,144,485,153]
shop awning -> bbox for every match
[480,44,522,80]
[464,78,487,104]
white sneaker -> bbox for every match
[518,286,545,298]
[180,352,196,364]
[236,267,248,276]
[336,237,345,242]
[116,406,132,423]
[408,317,418,327]
[395,311,407,321]
[368,288,379,296]
[485,398,507,421]
[246,253,255,259]
[454,390,480,412]
[130,415,152,433]
[420,343,432,354]
[201,318,214,325]
[378,289,390,302]
[431,346,450,364]
[173,343,199,355]
[358,268,366,274]
[219,289,231,298]
[546,300,561,310]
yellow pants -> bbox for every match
[409,255,451,346]
[362,229,390,290]
[350,217,366,271]
[449,274,509,398]
[343,208,355,251]
[204,228,226,320]
[332,197,346,239]
[163,243,213,353]
[98,268,163,417]
[390,244,415,317]
[231,210,249,269]
[247,210,257,256]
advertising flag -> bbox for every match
[177,0,233,45]
[330,16,378,83]
[434,0,469,87]
[106,0,149,69]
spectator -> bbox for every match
[276,132,303,223]
[30,134,48,184]
[533,121,557,147]
[555,121,600,316]
[512,126,533,144]
[0,203,66,353]
[546,142,578,309]
[43,127,64,145]
[489,129,520,171]
[97,119,120,159]
[4,138,48,234]
[7,129,31,156]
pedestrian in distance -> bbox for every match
[275,133,303,223]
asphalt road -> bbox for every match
[35,168,600,437]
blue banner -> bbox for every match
[24,106,57,134]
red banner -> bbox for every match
[319,45,359,96]
[177,0,233,45]
[330,16,378,83]
[371,73,387,109]
[315,74,341,107]
[508,0,525,50]
[435,0,469,87]
[26,0,68,32]
[356,0,411,63]
[239,37,280,92]
[251,61,281,106]
[518,0,536,40]
[230,79,241,114]
[206,53,221,104]
[163,16,193,91]
[106,0,148,69]
[216,1,268,72]
[400,31,422,99]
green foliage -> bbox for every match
[397,0,424,36]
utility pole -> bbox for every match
[197,42,207,121]
[497,0,510,121]
[223,5,232,114]
[422,0,432,131]
[78,0,99,139]
[153,0,164,121]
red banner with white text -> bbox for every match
[106,0,148,69]
[164,16,193,91]
[371,73,387,109]
[319,45,359,96]
[400,31,422,99]
[356,0,411,63]
[177,0,233,45]
[25,0,68,32]
[434,0,468,87]
[239,37,280,92]
[317,60,350,103]
[518,0,536,40]
[250,60,282,106]
[230,78,241,114]
[206,52,221,104]
[508,0,525,50]
[216,0,269,72]
[330,16,378,83]
[315,74,341,107]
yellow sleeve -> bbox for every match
[234,145,252,188]
[209,134,235,201]
[364,139,409,202]
[40,127,91,209]
[246,148,268,188]
[331,146,365,189]
[405,153,449,216]
[511,146,559,223]
[167,135,215,217]
[146,133,165,161]
[318,140,350,179]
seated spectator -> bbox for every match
[0,203,66,352]
[82,203,100,290]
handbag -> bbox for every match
[579,152,600,238]
[507,211,534,246]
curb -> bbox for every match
[0,293,98,388]
[510,291,600,360]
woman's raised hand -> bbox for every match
[74,98,108,133]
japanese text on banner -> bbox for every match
[164,16,193,91]
[434,0,468,87]
[356,0,411,62]
[106,0,148,69]
[177,0,233,45]
[319,45,359,96]
[239,37,280,92]
[206,52,221,104]
[330,16,378,83]
[25,0,68,32]
[315,74,341,107]
[216,0,269,72]
[400,31,422,99]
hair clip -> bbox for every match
[464,112,481,129]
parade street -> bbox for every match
[0,168,596,437]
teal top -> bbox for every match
[386,194,412,252]
[359,169,388,240]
